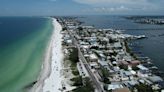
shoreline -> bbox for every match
[30,18,63,92]
[42,18,63,92]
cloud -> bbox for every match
[73,0,148,5]
[94,6,131,12]
[72,0,162,9]
[73,0,164,14]
[83,5,134,13]
[49,0,57,2]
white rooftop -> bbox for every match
[90,54,98,59]
[108,84,123,90]
[137,65,148,70]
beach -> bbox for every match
[42,18,63,92]
[31,18,63,92]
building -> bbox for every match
[128,60,141,67]
[89,62,99,69]
[148,75,163,83]
[113,88,131,92]
[89,54,98,62]
[107,84,124,91]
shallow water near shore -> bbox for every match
[0,17,53,92]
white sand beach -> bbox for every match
[42,18,63,92]
[31,18,64,92]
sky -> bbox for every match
[0,0,164,16]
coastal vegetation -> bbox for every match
[134,83,153,92]
[62,27,67,31]
[101,68,111,84]
[124,40,138,59]
[68,47,94,92]
[72,77,94,92]
[77,26,83,31]
[71,76,83,86]
[68,47,80,76]
[69,47,79,66]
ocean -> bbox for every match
[0,17,53,92]
[78,15,164,71]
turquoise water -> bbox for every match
[0,17,53,92]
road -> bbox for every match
[68,30,105,92]
[58,19,105,92]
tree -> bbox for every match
[71,76,83,86]
[62,27,67,31]
[135,84,153,92]
[69,47,79,66]
[77,27,83,31]
[72,77,94,92]
[101,68,111,84]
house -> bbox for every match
[127,80,139,88]
[107,84,124,91]
[123,81,137,89]
[137,65,148,71]
[89,62,99,69]
[128,60,141,67]
[130,70,136,75]
[124,71,134,80]
[120,70,133,81]
[113,88,131,92]
[98,60,109,67]
[119,61,129,69]
[137,65,150,77]
[148,75,163,83]
[89,54,98,62]
[113,42,122,49]
[123,56,132,61]
[143,78,153,85]
[66,39,72,45]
